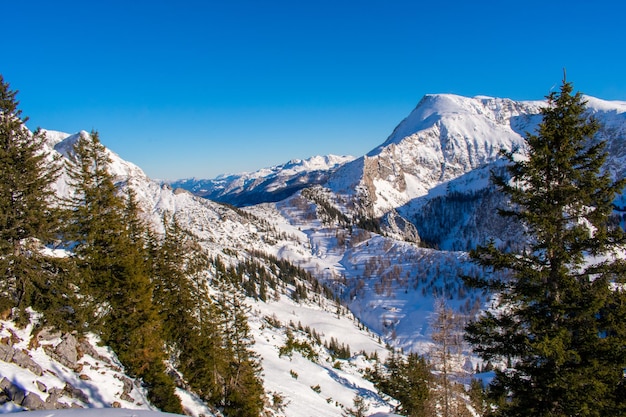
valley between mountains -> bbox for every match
[2,92,625,416]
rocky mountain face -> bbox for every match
[327,94,545,217]
[178,93,626,251]
[325,94,626,249]
[0,318,153,412]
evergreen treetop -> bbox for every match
[0,74,63,323]
[465,78,626,417]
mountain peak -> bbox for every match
[376,94,545,152]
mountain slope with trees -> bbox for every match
[2,71,626,417]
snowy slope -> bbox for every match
[242,92,626,352]
[2,129,400,417]
[0,313,214,416]
[246,198,484,355]
[6,92,624,417]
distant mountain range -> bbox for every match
[168,155,354,206]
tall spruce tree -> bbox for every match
[64,132,182,413]
[150,215,227,406]
[0,75,70,326]
[464,78,626,416]
[214,277,265,417]
[64,130,125,317]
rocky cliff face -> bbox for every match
[329,94,546,217]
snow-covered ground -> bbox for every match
[4,92,624,416]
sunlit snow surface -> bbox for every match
[3,94,624,416]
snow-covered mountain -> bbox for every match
[168,155,354,207]
[326,94,545,216]
[5,92,625,417]
[324,94,626,248]
[2,130,400,417]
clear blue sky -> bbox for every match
[4,0,625,180]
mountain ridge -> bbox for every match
[5,91,625,417]
[169,154,354,207]
[174,93,625,218]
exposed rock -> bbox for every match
[0,341,14,361]
[112,401,121,408]
[45,387,63,408]
[22,392,47,410]
[53,333,79,369]
[79,338,111,364]
[78,374,90,381]
[63,382,89,404]
[11,348,43,376]
[1,377,26,404]
[120,392,135,403]
[380,210,421,244]
[0,339,43,376]
[115,374,133,394]
[37,327,62,342]
[36,380,47,393]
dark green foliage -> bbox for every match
[279,328,318,361]
[150,216,227,408]
[467,379,489,416]
[370,351,432,417]
[355,216,382,235]
[159,243,264,416]
[64,132,182,413]
[465,79,626,417]
[0,75,269,415]
[63,131,126,316]
[27,256,83,332]
[0,75,67,325]
[326,336,351,359]
[214,278,265,417]
[301,187,350,226]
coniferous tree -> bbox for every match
[342,394,369,417]
[151,216,199,345]
[150,215,227,406]
[0,75,68,325]
[371,350,433,417]
[64,130,126,318]
[64,132,181,413]
[214,277,265,417]
[465,78,626,416]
